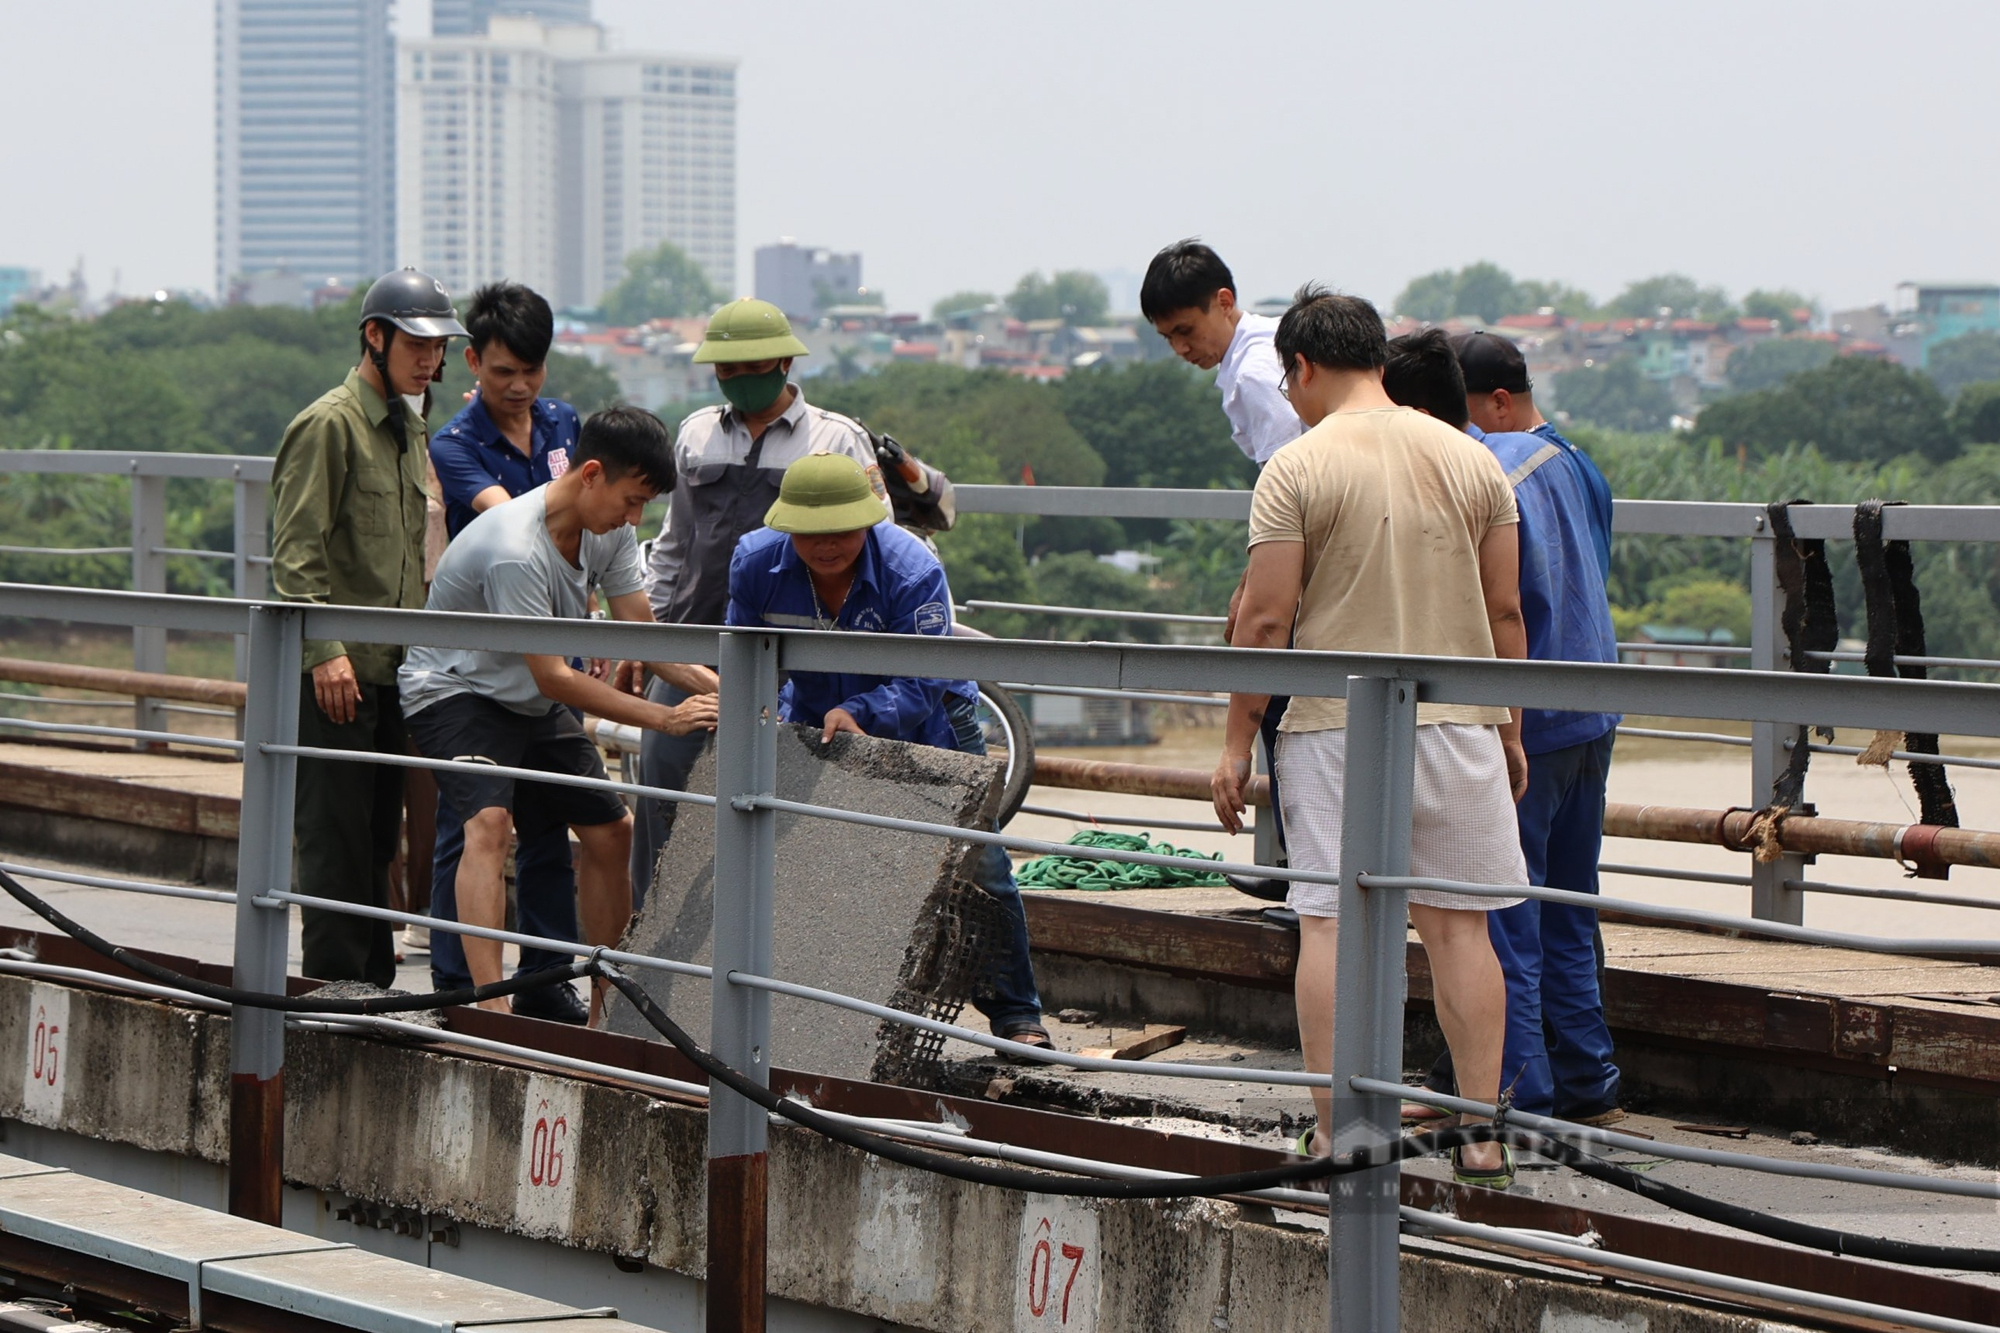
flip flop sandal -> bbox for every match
[1402,1100,1454,1124]
[1451,1142,1516,1191]
[996,1021,1053,1063]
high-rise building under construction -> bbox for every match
[215,0,397,298]
[430,0,593,37]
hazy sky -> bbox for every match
[6,1,1997,315]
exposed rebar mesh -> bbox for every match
[869,875,1008,1087]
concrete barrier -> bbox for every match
[0,972,1825,1332]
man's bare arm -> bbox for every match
[1477,522,1529,799]
[1212,541,1304,832]
[523,653,717,735]
[606,590,719,696]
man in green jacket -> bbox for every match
[269,268,468,986]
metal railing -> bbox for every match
[4,580,2000,1332]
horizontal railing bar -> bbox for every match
[0,545,132,557]
[1787,878,2000,913]
[0,450,273,481]
[0,957,230,1013]
[258,743,714,809]
[0,692,127,708]
[152,546,234,561]
[1357,873,2000,956]
[1617,726,1752,747]
[962,599,1228,627]
[257,890,711,980]
[742,793,1332,887]
[10,587,2000,740]
[1616,641,1751,659]
[1014,803,1244,835]
[1399,1209,1993,1333]
[1597,862,1754,887]
[1806,649,2000,671]
[954,484,1252,521]
[727,970,1333,1086]
[0,715,242,751]
[1793,738,2000,771]
[0,861,238,905]
[996,680,1227,707]
[1357,1078,2000,1199]
[157,703,239,718]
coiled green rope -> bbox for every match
[1015,829,1229,890]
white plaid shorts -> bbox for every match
[1276,723,1528,918]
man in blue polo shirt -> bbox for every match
[425,281,590,1022]
[1385,328,1623,1124]
[726,453,1049,1051]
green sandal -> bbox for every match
[1451,1142,1515,1191]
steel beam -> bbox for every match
[129,473,168,741]
[1748,533,1807,924]
[707,630,778,1333]
[228,605,301,1223]
[1328,677,1416,1333]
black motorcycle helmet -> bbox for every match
[357,267,467,451]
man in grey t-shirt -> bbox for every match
[401,407,718,1022]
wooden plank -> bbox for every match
[1077,1024,1187,1061]
[0,761,207,835]
[1021,894,1297,986]
[1764,993,1834,1053]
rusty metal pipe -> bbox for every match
[0,656,246,708]
[1032,755,2000,871]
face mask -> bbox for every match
[719,368,787,415]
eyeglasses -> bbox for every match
[1278,374,1292,402]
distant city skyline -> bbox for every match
[6,2,2000,314]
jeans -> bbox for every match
[427,796,582,989]
[1487,731,1621,1117]
[294,676,403,988]
[630,677,711,911]
[943,694,1044,1030]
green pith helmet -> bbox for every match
[693,298,811,364]
[765,454,889,534]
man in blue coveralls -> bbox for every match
[424,281,591,1023]
[1384,328,1624,1124]
[725,453,1050,1050]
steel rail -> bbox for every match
[258,742,714,809]
[995,680,1228,707]
[255,890,712,981]
[1617,641,1751,659]
[0,544,133,557]
[1014,803,1243,835]
[962,599,1229,627]
[1795,737,2000,771]
[1597,862,1754,887]
[0,714,242,750]
[0,692,126,708]
[1353,1079,2000,1200]
[1786,878,2000,913]
[740,793,1334,887]
[1356,873,2000,956]
[0,861,237,906]
[1398,1209,2000,1333]
[726,968,1335,1087]
[1618,726,1752,747]
[0,957,230,1013]
[152,547,233,561]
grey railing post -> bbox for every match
[232,470,269,687]
[1328,676,1417,1333]
[708,628,779,1333]
[1747,528,1806,923]
[228,603,301,1224]
[1252,734,1277,867]
[130,467,168,740]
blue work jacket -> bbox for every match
[726,523,975,749]
[429,395,581,537]
[1472,425,1620,754]
[1533,421,1614,579]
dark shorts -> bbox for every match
[405,692,626,834]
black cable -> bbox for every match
[1503,1129,2000,1273]
[10,863,2000,1266]
[597,963,1460,1198]
[0,867,585,1014]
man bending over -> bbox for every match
[400,407,718,1020]
[1211,287,1527,1188]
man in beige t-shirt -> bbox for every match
[1210,285,1528,1188]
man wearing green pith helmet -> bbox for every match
[627,299,886,896]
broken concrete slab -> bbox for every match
[605,723,1005,1083]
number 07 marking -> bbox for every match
[1014,1198,1098,1332]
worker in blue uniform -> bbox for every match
[725,453,1050,1051]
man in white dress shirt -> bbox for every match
[1143,240,1304,896]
